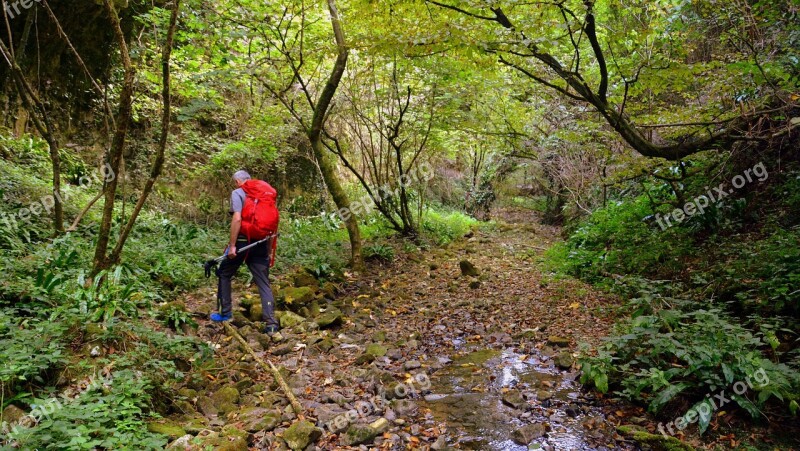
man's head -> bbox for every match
[233,170,251,187]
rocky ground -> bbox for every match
[156,209,651,450]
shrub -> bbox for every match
[580,294,800,433]
[546,196,693,283]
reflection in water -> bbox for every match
[419,348,629,450]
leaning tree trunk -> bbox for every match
[307,0,363,269]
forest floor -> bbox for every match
[162,209,676,450]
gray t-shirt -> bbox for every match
[230,188,245,214]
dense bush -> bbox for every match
[546,196,693,283]
[580,293,800,432]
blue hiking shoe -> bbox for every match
[210,312,232,322]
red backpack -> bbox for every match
[240,179,279,241]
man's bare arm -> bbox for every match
[229,212,242,257]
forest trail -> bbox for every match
[177,209,635,450]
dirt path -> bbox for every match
[172,209,636,450]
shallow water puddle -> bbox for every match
[420,348,624,450]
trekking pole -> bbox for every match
[203,234,277,278]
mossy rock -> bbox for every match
[222,424,249,441]
[556,351,575,369]
[455,349,501,365]
[316,337,335,352]
[617,425,695,451]
[282,286,315,308]
[293,271,320,289]
[315,308,343,329]
[321,282,337,299]
[240,407,281,432]
[547,336,571,348]
[212,386,240,406]
[198,432,248,451]
[340,423,379,446]
[459,260,479,277]
[2,405,26,425]
[280,311,306,329]
[365,343,387,357]
[249,303,263,322]
[147,420,187,439]
[283,420,322,450]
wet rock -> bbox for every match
[147,420,187,439]
[512,422,546,445]
[501,389,526,410]
[565,403,581,417]
[536,390,553,402]
[546,336,570,348]
[431,435,448,450]
[280,311,306,329]
[403,360,422,370]
[556,351,574,370]
[340,423,379,446]
[315,308,343,328]
[455,349,500,365]
[459,260,479,277]
[283,420,322,450]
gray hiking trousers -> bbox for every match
[216,236,278,327]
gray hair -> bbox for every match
[233,170,251,182]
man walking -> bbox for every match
[211,170,280,335]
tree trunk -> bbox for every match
[92,0,136,274]
[312,138,363,268]
[107,0,179,266]
[307,0,363,269]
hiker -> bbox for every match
[211,170,280,335]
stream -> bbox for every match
[417,346,630,450]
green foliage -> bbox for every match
[157,301,197,331]
[546,196,692,283]
[701,228,800,314]
[364,243,395,263]
[74,267,146,323]
[421,208,480,245]
[8,370,169,450]
[580,293,800,424]
[0,312,69,389]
